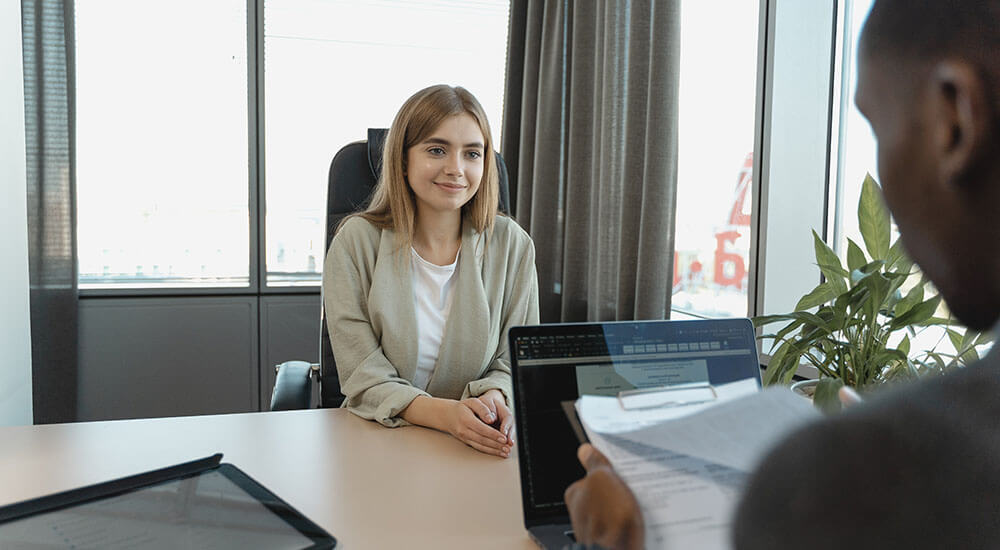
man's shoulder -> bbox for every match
[734,356,1000,549]
[867,351,1000,418]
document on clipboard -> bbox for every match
[573,381,819,549]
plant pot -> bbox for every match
[790,379,819,400]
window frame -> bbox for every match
[748,0,842,319]
[77,0,314,298]
[77,0,848,311]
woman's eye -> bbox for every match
[466,150,483,160]
[428,147,445,155]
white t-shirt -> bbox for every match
[410,246,459,390]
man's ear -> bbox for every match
[931,60,992,186]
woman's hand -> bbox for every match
[476,389,515,447]
[400,395,511,458]
[446,398,512,458]
[565,444,644,550]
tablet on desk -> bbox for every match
[0,453,336,549]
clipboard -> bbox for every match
[563,383,721,444]
[617,382,718,411]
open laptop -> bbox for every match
[509,318,762,549]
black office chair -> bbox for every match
[270,128,511,410]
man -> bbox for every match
[564,1,1000,548]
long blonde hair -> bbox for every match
[359,85,499,248]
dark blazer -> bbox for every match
[734,347,1000,549]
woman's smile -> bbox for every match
[434,181,467,191]
[406,112,484,214]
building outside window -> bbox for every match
[671,0,760,318]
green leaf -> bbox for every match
[926,351,948,372]
[897,334,910,356]
[774,319,804,344]
[960,329,979,351]
[889,294,943,331]
[884,271,908,312]
[872,348,908,367]
[959,347,980,365]
[857,271,892,320]
[812,231,849,293]
[841,283,870,316]
[885,238,911,272]
[752,314,798,327]
[858,173,891,261]
[881,361,911,382]
[886,288,904,312]
[946,328,963,351]
[763,341,799,386]
[894,283,924,318]
[814,378,845,415]
[795,282,839,311]
[784,311,835,334]
[850,261,884,284]
[846,238,867,273]
[975,332,995,346]
[757,311,832,332]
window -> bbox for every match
[75,0,510,291]
[830,0,984,358]
[671,0,760,318]
[75,0,250,289]
[830,0,877,259]
[262,0,511,286]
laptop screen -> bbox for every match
[510,318,761,526]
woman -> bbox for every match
[323,85,539,458]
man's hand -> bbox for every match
[476,389,515,447]
[564,444,644,550]
[446,397,512,458]
[839,386,863,407]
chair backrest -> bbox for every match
[319,128,511,408]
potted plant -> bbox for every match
[753,174,993,412]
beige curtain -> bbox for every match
[502,0,681,323]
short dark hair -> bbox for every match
[861,0,1000,65]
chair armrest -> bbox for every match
[270,361,319,411]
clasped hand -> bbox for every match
[446,389,514,458]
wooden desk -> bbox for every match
[0,409,537,549]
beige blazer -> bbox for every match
[323,215,540,427]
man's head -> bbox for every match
[855,0,1000,330]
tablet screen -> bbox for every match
[0,468,320,549]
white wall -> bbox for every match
[1,1,34,426]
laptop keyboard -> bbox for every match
[516,334,610,359]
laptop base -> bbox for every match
[529,523,575,549]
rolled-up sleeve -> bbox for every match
[324,221,428,427]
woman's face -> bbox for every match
[405,113,485,217]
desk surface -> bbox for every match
[0,409,537,549]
